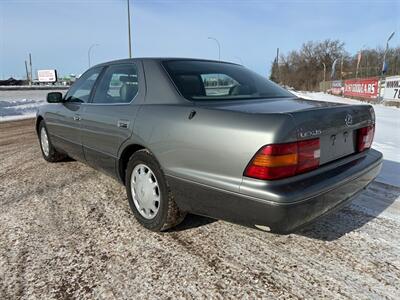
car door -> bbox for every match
[45,67,103,161]
[80,62,145,177]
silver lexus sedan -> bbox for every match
[36,58,382,233]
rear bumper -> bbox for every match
[167,149,383,233]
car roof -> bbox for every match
[88,57,243,106]
[92,57,240,68]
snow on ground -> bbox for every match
[0,89,67,122]
[293,91,400,188]
[1,120,400,299]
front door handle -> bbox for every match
[73,115,81,121]
[117,120,130,129]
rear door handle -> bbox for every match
[73,115,81,121]
[117,120,130,129]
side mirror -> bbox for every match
[47,92,63,103]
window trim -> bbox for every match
[161,59,242,103]
[86,63,140,106]
[63,66,105,104]
[161,59,293,102]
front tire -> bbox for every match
[38,121,66,162]
[125,149,186,231]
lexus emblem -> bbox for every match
[345,114,353,127]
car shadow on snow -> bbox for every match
[297,159,400,241]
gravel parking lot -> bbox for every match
[1,119,400,299]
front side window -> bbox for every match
[163,60,293,101]
[64,67,102,103]
[92,64,138,104]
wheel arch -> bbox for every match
[118,143,147,184]
[35,115,44,135]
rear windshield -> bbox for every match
[162,60,293,101]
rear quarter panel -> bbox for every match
[133,104,297,192]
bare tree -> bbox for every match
[270,39,400,91]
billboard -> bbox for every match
[383,76,400,102]
[343,77,378,99]
[330,80,343,95]
[37,69,57,83]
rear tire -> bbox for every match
[125,149,186,231]
[38,121,67,162]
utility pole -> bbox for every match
[24,60,29,83]
[29,53,32,85]
[127,0,132,58]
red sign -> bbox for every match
[344,77,378,99]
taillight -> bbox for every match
[244,138,320,180]
[357,125,375,152]
[297,139,320,173]
[244,143,298,180]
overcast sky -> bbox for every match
[0,0,399,79]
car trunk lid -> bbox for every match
[288,104,374,164]
[202,97,374,165]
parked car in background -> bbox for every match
[36,58,382,233]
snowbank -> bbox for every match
[0,89,67,122]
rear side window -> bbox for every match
[92,64,138,104]
[163,60,293,101]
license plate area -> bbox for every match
[319,130,356,164]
